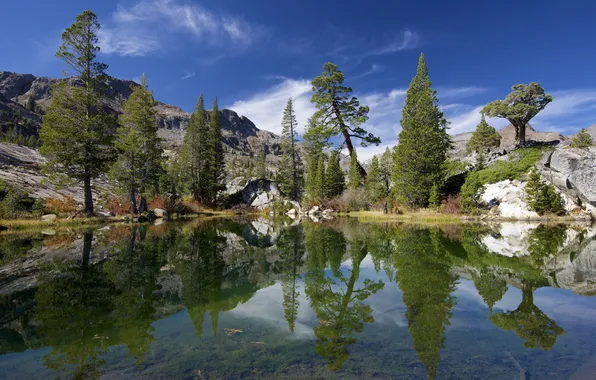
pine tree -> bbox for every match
[525,168,564,215]
[314,154,326,202]
[304,117,327,202]
[570,128,594,149]
[365,156,385,203]
[379,148,392,195]
[112,74,162,214]
[467,114,501,153]
[278,98,303,200]
[40,10,117,214]
[311,62,381,181]
[26,96,37,112]
[206,97,225,205]
[325,150,345,197]
[347,151,361,190]
[180,95,209,202]
[393,53,451,208]
[428,183,441,209]
[256,148,267,179]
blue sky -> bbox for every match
[2,0,596,159]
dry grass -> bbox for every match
[339,210,465,223]
[0,216,121,233]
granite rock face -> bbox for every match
[538,147,596,212]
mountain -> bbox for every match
[0,71,281,156]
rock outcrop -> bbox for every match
[480,180,540,219]
[538,147,596,213]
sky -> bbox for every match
[2,0,596,159]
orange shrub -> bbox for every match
[106,196,132,215]
[441,195,462,214]
[45,196,77,214]
[148,194,166,210]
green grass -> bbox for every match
[475,147,550,184]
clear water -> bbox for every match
[0,218,595,379]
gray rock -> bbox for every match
[153,208,169,218]
[97,211,112,218]
[539,147,596,212]
[286,208,297,216]
[241,179,282,209]
[309,206,321,215]
[41,229,56,236]
[41,214,57,222]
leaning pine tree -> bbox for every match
[40,10,117,215]
[393,53,451,208]
[277,98,303,201]
[112,73,163,214]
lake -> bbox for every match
[0,218,595,379]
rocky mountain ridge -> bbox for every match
[0,71,280,155]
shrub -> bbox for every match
[525,168,564,215]
[441,195,462,214]
[570,128,594,149]
[474,147,547,184]
[326,189,370,212]
[45,196,77,214]
[105,196,131,215]
[0,190,25,219]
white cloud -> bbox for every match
[226,78,315,135]
[180,72,196,81]
[99,0,265,56]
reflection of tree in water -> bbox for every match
[34,231,114,380]
[278,225,305,333]
[173,224,260,338]
[104,226,165,365]
[490,281,564,350]
[473,270,508,313]
[304,226,384,371]
[527,224,567,265]
[391,228,457,380]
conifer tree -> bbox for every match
[180,95,208,202]
[379,148,393,196]
[366,156,385,203]
[256,148,267,179]
[206,97,225,205]
[304,117,328,202]
[112,74,162,213]
[428,183,441,209]
[311,62,380,181]
[393,53,451,208]
[314,154,326,202]
[347,151,361,190]
[570,128,594,148]
[325,150,345,197]
[40,10,117,214]
[525,168,564,215]
[467,114,501,153]
[277,98,303,201]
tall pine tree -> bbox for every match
[112,74,163,213]
[325,150,345,197]
[40,10,117,215]
[314,154,326,202]
[393,53,451,208]
[347,151,361,190]
[366,156,385,203]
[180,95,209,202]
[277,98,303,201]
[206,97,225,205]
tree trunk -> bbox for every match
[332,103,367,181]
[139,196,148,213]
[130,187,138,214]
[83,175,94,215]
[82,231,93,269]
[519,123,527,146]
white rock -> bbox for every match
[481,180,539,219]
[286,208,297,216]
[153,208,169,218]
[41,214,57,222]
[97,211,112,217]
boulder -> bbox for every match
[481,180,539,219]
[538,147,596,212]
[41,229,56,236]
[240,179,282,209]
[41,214,57,222]
[97,211,112,218]
[153,208,169,218]
[286,209,297,216]
[309,206,321,215]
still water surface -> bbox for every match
[0,218,595,379]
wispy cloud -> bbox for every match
[352,64,384,80]
[373,29,419,55]
[180,72,196,81]
[99,0,266,56]
[226,79,315,135]
[439,86,489,100]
